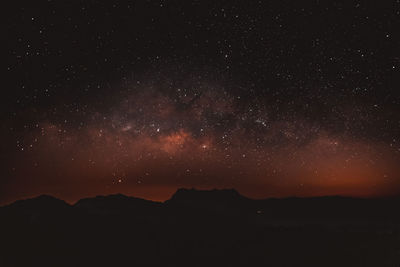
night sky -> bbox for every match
[2,1,400,204]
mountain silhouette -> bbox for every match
[1,188,400,267]
[74,193,161,215]
[0,195,72,225]
[168,188,246,203]
[4,194,70,210]
[165,188,251,214]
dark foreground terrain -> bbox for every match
[1,188,400,266]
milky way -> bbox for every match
[3,74,399,203]
[2,1,399,204]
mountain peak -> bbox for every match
[6,194,69,208]
[74,193,160,211]
[168,188,245,203]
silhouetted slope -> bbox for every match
[74,193,161,215]
[165,188,252,215]
[0,195,72,224]
[167,188,246,203]
[254,196,400,221]
[4,194,70,210]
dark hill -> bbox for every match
[0,195,72,225]
[74,193,161,215]
[4,194,70,211]
[167,188,245,202]
[164,188,252,218]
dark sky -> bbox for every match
[2,0,400,204]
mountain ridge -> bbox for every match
[1,188,399,267]
[3,187,387,209]
[1,188,399,221]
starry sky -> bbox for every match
[2,1,400,204]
